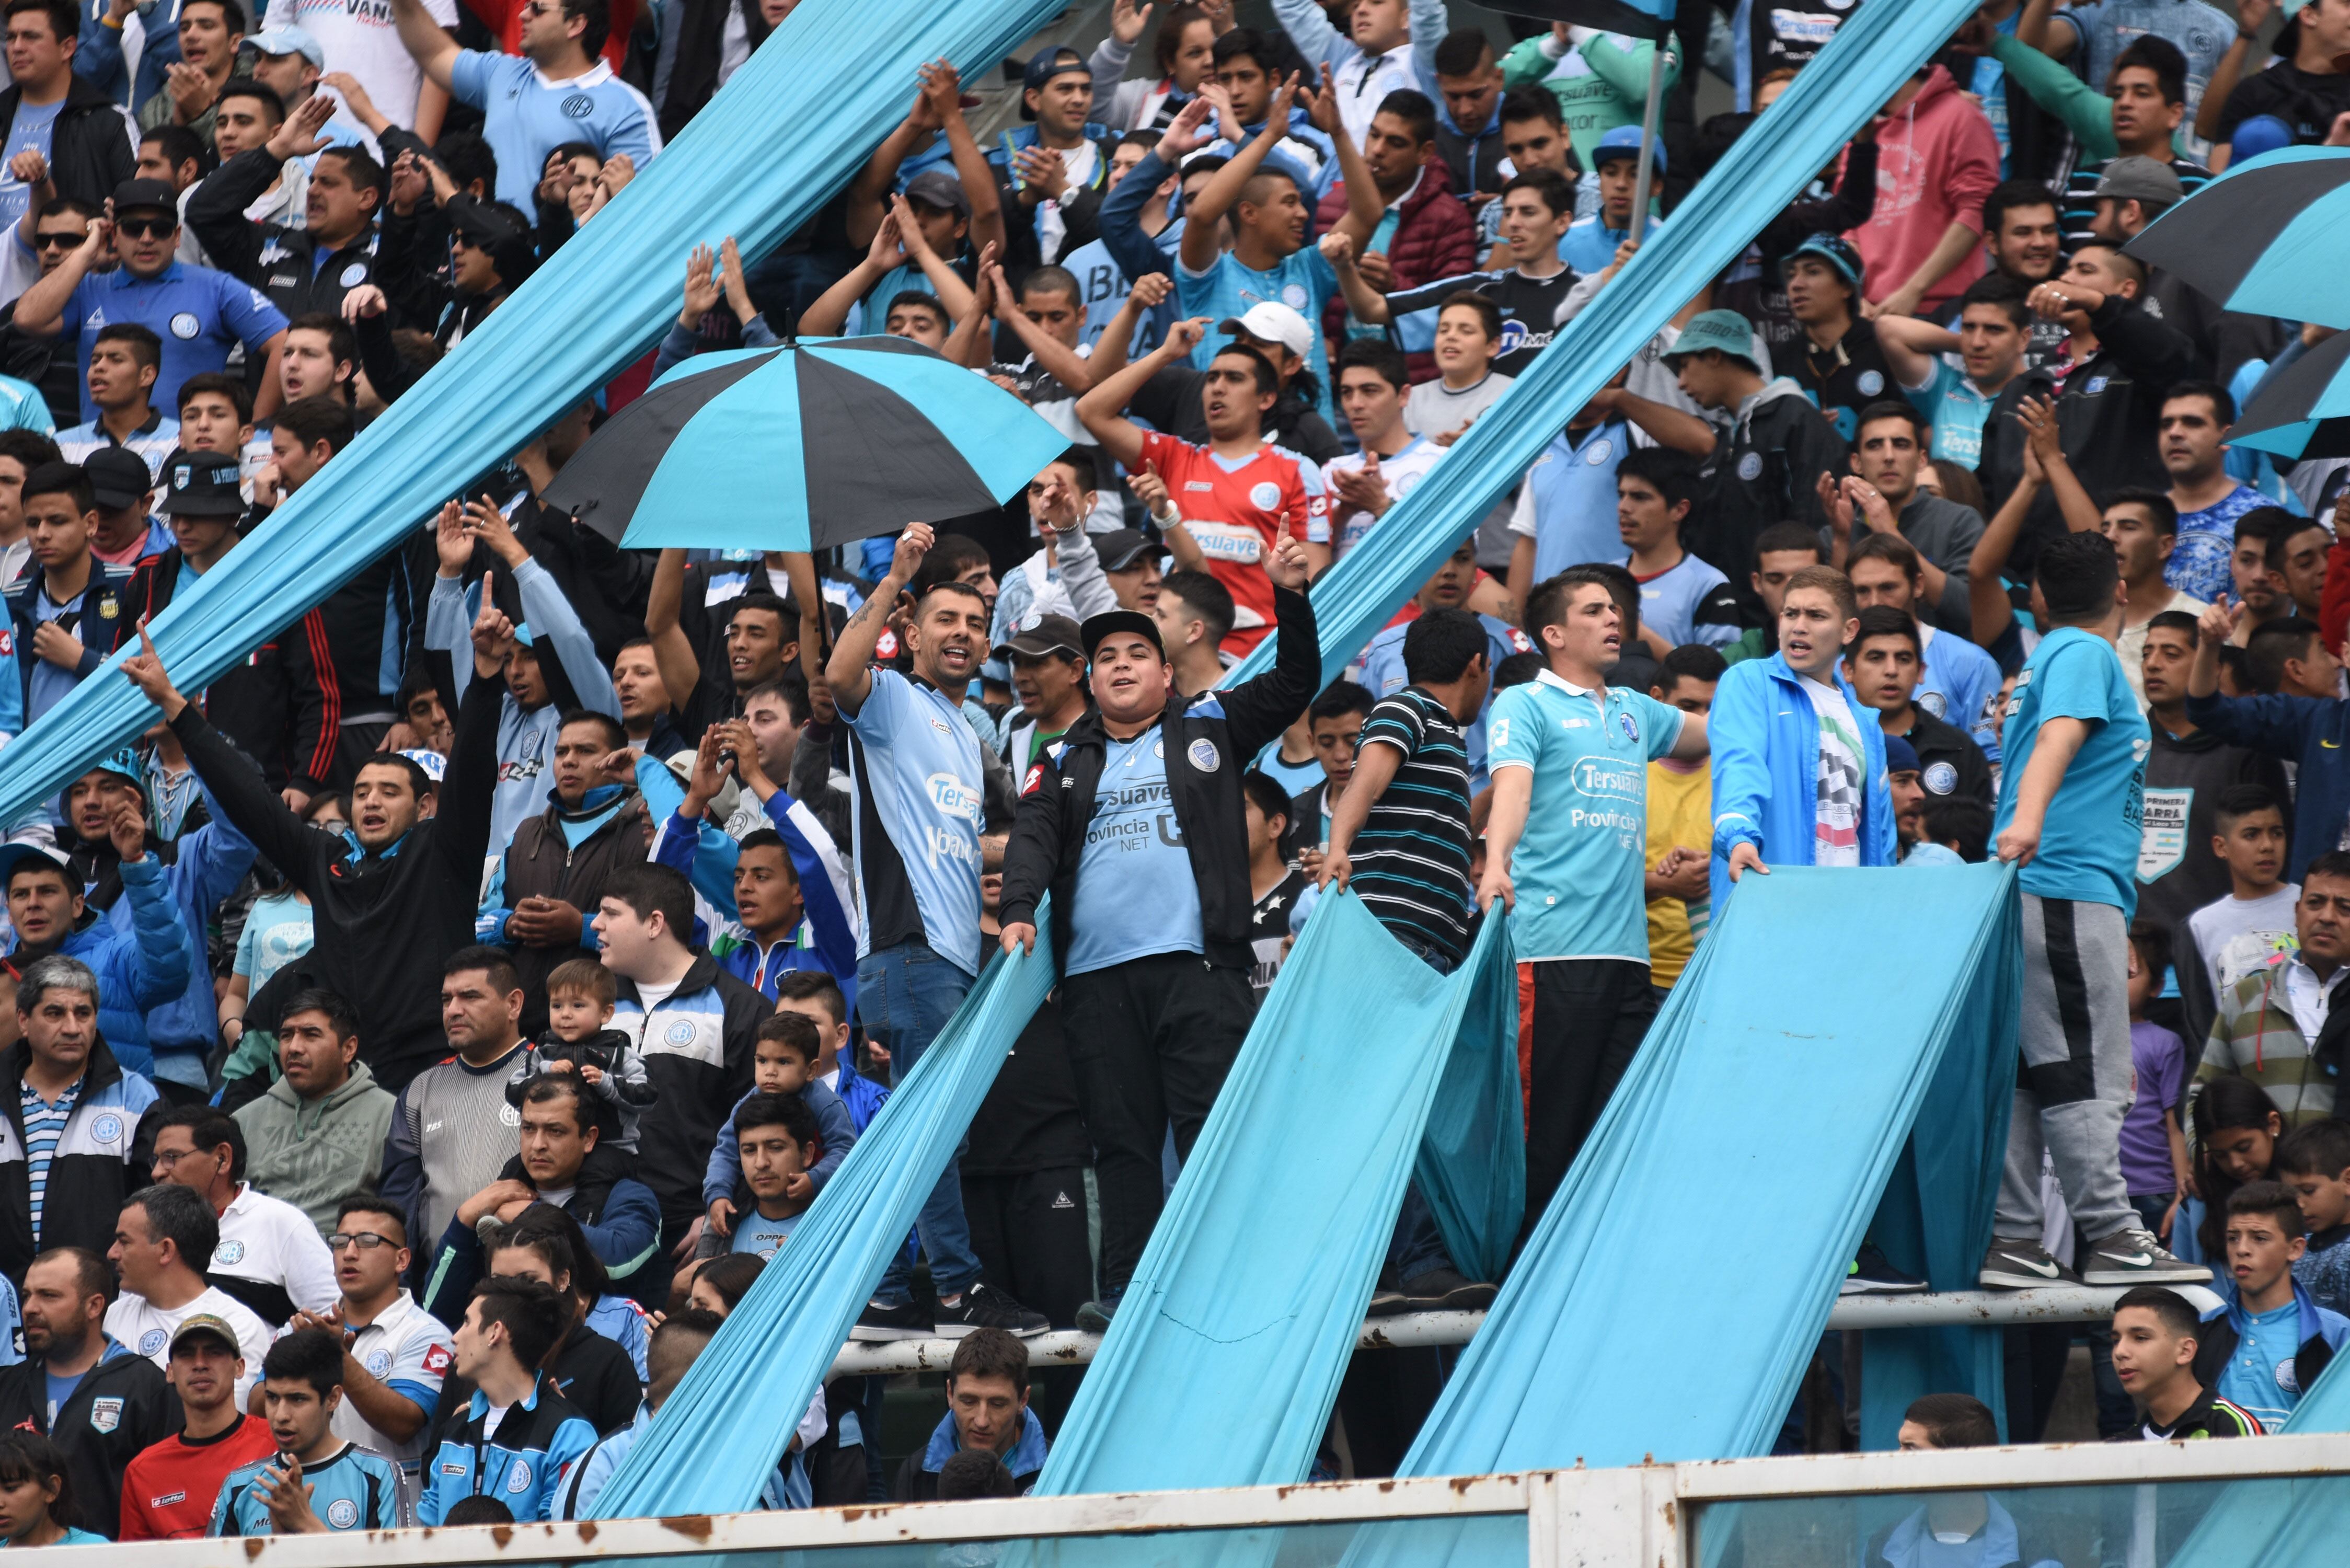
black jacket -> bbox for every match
[6,558,137,710]
[654,0,774,139]
[1691,382,1847,611]
[123,547,333,793]
[616,953,768,1230]
[0,1034,159,1281]
[0,75,132,211]
[1899,705,1993,810]
[500,792,654,1031]
[1000,583,1319,974]
[171,676,500,1092]
[0,1345,177,1537]
[1976,294,2198,579]
[185,145,377,322]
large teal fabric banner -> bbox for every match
[0,0,1061,824]
[1035,896,1518,1496]
[589,931,1058,1518]
[1401,864,2020,1474]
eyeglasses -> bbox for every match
[520,1,555,15]
[327,1232,399,1252]
[115,216,174,240]
[32,231,79,250]
[151,1146,208,1168]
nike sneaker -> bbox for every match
[1979,1237,2080,1289]
[2079,1226,2211,1286]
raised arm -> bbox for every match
[388,0,460,90]
[1180,74,1303,274]
[803,213,908,336]
[643,548,702,712]
[985,261,1095,390]
[11,214,102,337]
[927,64,1007,263]
[1874,312,1959,391]
[1304,63,1386,251]
[1077,316,1209,468]
[826,523,933,715]
[1319,230,1389,324]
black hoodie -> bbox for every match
[0,1341,177,1538]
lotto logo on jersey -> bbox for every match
[423,1344,453,1375]
[1022,764,1045,797]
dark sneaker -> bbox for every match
[851,1301,930,1342]
[936,1283,1048,1338]
[1364,1285,1410,1319]
[1841,1243,1928,1295]
[2079,1226,2211,1286]
[1400,1269,1497,1312]
[1075,1296,1120,1333]
[1979,1237,2079,1290]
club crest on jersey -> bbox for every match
[89,1397,123,1433]
[329,1498,360,1528]
[1248,481,1281,510]
[1188,739,1219,773]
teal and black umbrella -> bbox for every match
[2125,147,2350,329]
[550,333,1068,551]
[2225,328,2350,460]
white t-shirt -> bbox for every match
[292,0,463,154]
[105,1286,273,1402]
[213,1182,339,1322]
[1323,436,1444,558]
[2189,884,2302,999]
[1801,676,1864,868]
[1403,371,1512,441]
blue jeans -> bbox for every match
[858,940,983,1306]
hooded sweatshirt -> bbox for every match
[234,1060,397,1236]
[1844,66,2000,314]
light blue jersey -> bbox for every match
[1066,728,1202,975]
[212,1444,401,1535]
[1916,624,2005,762]
[0,372,50,435]
[1176,245,1339,421]
[842,668,986,976]
[1507,420,1635,582]
[1487,668,1685,963]
[63,262,286,422]
[1061,236,1169,357]
[1994,627,2150,914]
[732,1207,802,1259]
[1561,212,1659,276]
[2215,1299,2303,1431]
[1634,554,1736,649]
[447,53,659,212]
[1901,360,2001,467]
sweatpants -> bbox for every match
[963,1166,1094,1330]
[1060,952,1255,1297]
[1996,893,2135,1244]
[1520,957,1657,1240]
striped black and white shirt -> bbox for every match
[1351,688,1474,966]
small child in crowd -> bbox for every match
[702,1012,858,1252]
[2122,922,2191,1241]
[504,958,659,1151]
[729,1092,825,1260]
[2280,1119,2350,1318]
[2184,785,2300,1004]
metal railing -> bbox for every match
[101,1428,2350,1566]
[828,1288,2156,1376]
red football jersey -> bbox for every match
[1138,431,1320,655]
[119,1413,280,1540]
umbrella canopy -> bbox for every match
[548,333,1069,551]
[2125,147,2350,329]
[2225,327,2350,460]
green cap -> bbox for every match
[1663,309,1762,372]
[169,1314,242,1355]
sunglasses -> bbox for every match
[116,216,174,240]
[32,230,79,249]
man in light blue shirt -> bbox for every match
[1478,566,1707,1236]
[824,523,1046,1346]
[1170,60,1381,422]
[1985,532,2209,1293]
[1879,275,2028,469]
[390,0,657,211]
[1561,126,1661,276]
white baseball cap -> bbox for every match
[1219,301,1312,361]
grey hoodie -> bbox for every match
[236,1060,397,1237]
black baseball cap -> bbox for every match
[157,449,245,517]
[83,447,152,511]
[1095,529,1156,572]
[1080,609,1164,660]
[1021,47,1088,119]
[110,178,178,218]
[993,612,1084,663]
